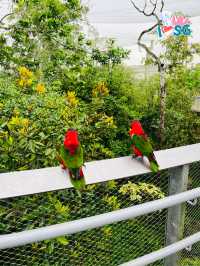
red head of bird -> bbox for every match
[64,129,79,155]
[129,120,145,137]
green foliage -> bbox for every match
[119,181,164,202]
[92,39,130,65]
[162,36,195,71]
[0,175,166,265]
[0,73,120,171]
[163,66,200,147]
[0,0,90,88]
[181,258,200,266]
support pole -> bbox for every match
[165,164,189,266]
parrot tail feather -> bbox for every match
[69,168,85,190]
[149,153,159,173]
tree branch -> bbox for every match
[149,0,158,15]
[130,0,164,66]
[130,0,166,143]
[0,12,14,31]
[0,12,14,25]
[160,0,164,12]
[130,0,159,18]
[130,0,146,14]
[137,22,160,64]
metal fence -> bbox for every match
[0,144,199,266]
[179,162,200,266]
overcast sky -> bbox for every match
[82,0,200,65]
[1,0,200,65]
[84,0,200,23]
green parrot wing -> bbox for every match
[60,145,84,169]
[132,134,153,156]
[70,175,85,190]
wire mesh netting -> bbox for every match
[0,163,199,266]
[179,162,200,266]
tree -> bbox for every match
[161,35,200,73]
[130,0,166,143]
[0,0,92,89]
[92,39,129,87]
[130,1,200,144]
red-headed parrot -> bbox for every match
[58,129,85,190]
[129,121,159,173]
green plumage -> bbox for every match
[60,145,83,169]
[131,134,159,173]
[60,145,85,190]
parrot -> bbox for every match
[129,120,159,173]
[58,129,85,190]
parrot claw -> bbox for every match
[137,156,143,162]
[134,156,144,163]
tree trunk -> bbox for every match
[108,59,113,87]
[159,64,166,144]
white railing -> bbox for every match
[0,143,200,266]
[0,187,199,250]
[0,143,199,199]
[120,231,200,266]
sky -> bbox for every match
[1,0,200,65]
[84,0,200,23]
[83,0,200,65]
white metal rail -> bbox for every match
[0,143,200,266]
[0,143,200,199]
[0,187,199,250]
[120,231,200,266]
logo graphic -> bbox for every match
[157,11,192,38]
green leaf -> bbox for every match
[56,236,69,246]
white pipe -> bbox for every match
[120,231,200,266]
[0,143,200,200]
[0,187,200,250]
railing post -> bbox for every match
[164,164,189,266]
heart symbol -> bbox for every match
[162,26,173,32]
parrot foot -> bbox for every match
[137,156,143,162]
[61,164,67,170]
[134,156,144,164]
[132,155,143,161]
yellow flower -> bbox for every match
[9,116,30,131]
[17,66,33,88]
[18,127,26,135]
[92,82,109,98]
[17,79,25,87]
[104,116,114,126]
[36,83,46,94]
[26,79,33,87]
[66,91,79,107]
[18,66,33,79]
[9,116,21,126]
[21,118,29,128]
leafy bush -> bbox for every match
[181,258,200,266]
[0,72,120,172]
